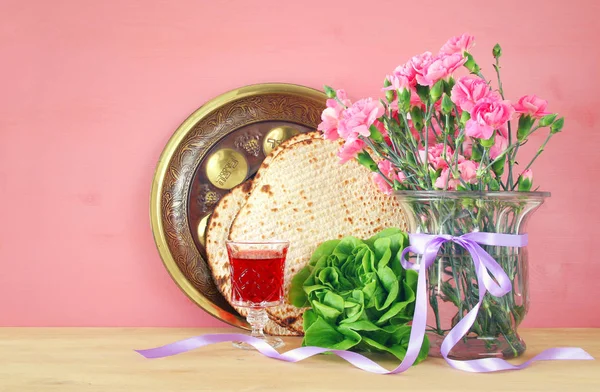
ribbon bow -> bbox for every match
[136,232,593,374]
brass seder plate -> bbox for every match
[150,83,326,329]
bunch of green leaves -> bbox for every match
[289,228,429,363]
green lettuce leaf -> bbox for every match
[289,228,428,364]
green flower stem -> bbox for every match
[480,143,517,172]
[511,132,554,190]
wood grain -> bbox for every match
[0,328,598,391]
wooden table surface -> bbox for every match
[0,328,598,391]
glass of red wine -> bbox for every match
[226,240,289,349]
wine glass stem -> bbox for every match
[247,308,268,338]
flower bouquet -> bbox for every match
[313,33,564,360]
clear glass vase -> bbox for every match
[393,191,549,360]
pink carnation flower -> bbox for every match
[458,160,479,184]
[383,63,417,92]
[440,33,475,55]
[338,98,385,140]
[409,52,435,86]
[372,159,406,194]
[489,135,508,160]
[451,76,499,112]
[420,143,454,170]
[435,168,459,190]
[513,95,550,118]
[337,136,365,164]
[372,172,393,194]
[417,53,466,87]
[462,137,473,158]
[317,89,351,141]
[383,73,412,92]
[465,97,515,139]
[378,159,395,178]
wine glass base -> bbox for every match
[233,336,284,350]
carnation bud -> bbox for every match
[356,151,378,172]
[518,169,533,192]
[493,44,502,59]
[464,52,481,74]
[489,177,501,191]
[471,142,483,161]
[492,156,505,176]
[480,134,495,148]
[399,88,412,112]
[410,106,424,130]
[416,85,430,103]
[323,85,337,99]
[539,113,558,127]
[385,90,394,103]
[369,124,384,143]
[445,78,455,95]
[460,111,471,126]
[550,117,565,134]
[441,95,453,115]
[430,80,444,102]
[517,115,535,141]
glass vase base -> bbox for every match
[427,333,526,360]
[233,336,284,350]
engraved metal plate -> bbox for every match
[150,83,326,329]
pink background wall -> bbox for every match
[1,0,599,328]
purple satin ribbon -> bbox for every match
[136,232,593,374]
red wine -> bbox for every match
[229,249,286,305]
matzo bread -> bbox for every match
[228,136,409,333]
[206,132,320,336]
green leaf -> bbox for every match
[312,300,342,323]
[303,316,360,350]
[323,291,345,313]
[289,266,312,307]
[292,229,425,364]
[302,309,318,331]
[341,319,380,331]
[333,237,363,262]
[372,237,392,268]
[309,240,340,264]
